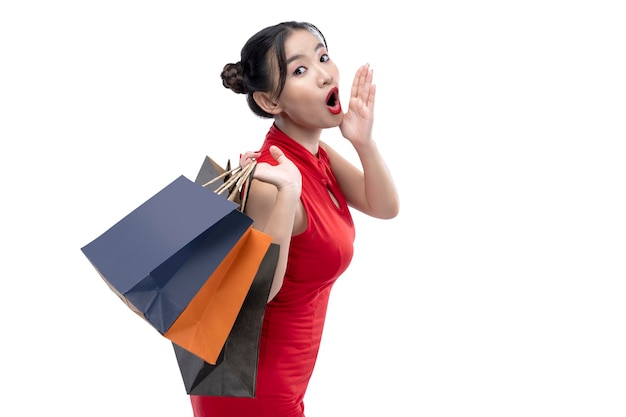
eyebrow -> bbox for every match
[286,42,326,65]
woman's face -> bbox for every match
[273,29,343,130]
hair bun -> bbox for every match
[221,62,247,94]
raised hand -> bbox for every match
[339,63,376,146]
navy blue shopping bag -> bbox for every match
[81,175,252,334]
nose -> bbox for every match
[317,66,333,87]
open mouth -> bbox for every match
[326,87,342,115]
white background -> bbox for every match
[1,1,625,416]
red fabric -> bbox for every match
[190,124,355,417]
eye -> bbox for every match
[320,53,330,63]
[293,66,306,76]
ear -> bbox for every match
[253,91,282,115]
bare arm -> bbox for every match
[322,140,398,219]
[241,146,303,301]
[328,63,399,219]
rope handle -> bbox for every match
[201,160,257,211]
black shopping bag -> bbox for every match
[173,243,279,397]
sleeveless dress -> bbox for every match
[190,124,355,417]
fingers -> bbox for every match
[350,63,375,107]
[251,146,302,192]
[268,145,285,162]
[350,67,359,99]
[239,146,285,167]
[239,150,261,167]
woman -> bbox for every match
[191,21,399,417]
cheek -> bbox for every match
[282,89,317,111]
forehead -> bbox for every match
[284,29,325,56]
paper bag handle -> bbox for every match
[201,160,257,212]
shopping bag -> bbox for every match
[80,175,252,334]
[164,227,273,365]
[173,243,279,397]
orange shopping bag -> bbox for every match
[164,227,273,364]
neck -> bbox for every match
[274,118,322,155]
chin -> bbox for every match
[328,112,344,127]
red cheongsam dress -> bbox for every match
[190,124,355,417]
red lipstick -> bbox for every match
[326,87,342,115]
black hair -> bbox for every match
[221,21,327,118]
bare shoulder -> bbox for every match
[319,140,361,181]
[319,140,346,166]
[319,140,332,154]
